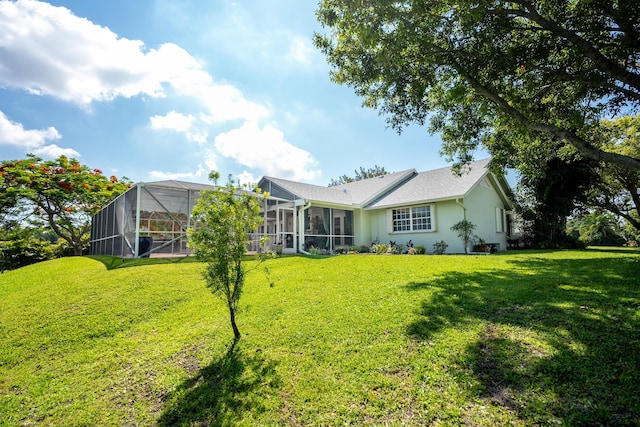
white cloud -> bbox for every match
[149,111,209,143]
[236,171,257,186]
[285,37,314,65]
[214,121,320,181]
[0,111,60,148]
[0,0,268,122]
[149,111,195,133]
[0,110,78,157]
[196,3,320,72]
[203,149,218,172]
[32,144,80,158]
[148,149,217,181]
[0,1,320,180]
[148,170,199,181]
[198,84,269,124]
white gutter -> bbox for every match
[456,197,466,219]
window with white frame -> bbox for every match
[390,205,433,232]
[392,208,411,231]
[496,207,506,232]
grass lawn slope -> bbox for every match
[1,249,639,425]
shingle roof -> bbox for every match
[365,159,492,209]
[332,169,417,205]
[260,159,500,209]
[261,168,416,206]
[263,176,353,204]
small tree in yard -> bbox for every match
[450,220,476,254]
[187,172,270,340]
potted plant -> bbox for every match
[473,236,488,252]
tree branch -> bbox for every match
[449,58,640,170]
[489,1,640,92]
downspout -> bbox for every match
[456,198,466,219]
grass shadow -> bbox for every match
[584,246,640,254]
[405,254,640,424]
[87,255,198,270]
[158,339,280,426]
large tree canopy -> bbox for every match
[586,115,640,230]
[517,157,598,247]
[0,155,130,255]
[314,0,640,172]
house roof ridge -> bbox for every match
[415,158,491,174]
[364,158,497,209]
[332,168,417,189]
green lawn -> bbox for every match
[1,249,639,426]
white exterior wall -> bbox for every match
[363,178,509,253]
[353,208,370,247]
[366,199,467,253]
[463,179,509,252]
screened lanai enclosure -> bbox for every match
[90,181,212,258]
[90,180,355,258]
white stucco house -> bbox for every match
[258,158,514,254]
[90,158,514,257]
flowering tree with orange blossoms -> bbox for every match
[0,154,131,255]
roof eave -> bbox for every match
[364,194,465,210]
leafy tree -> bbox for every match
[187,172,271,340]
[450,219,476,254]
[314,1,640,173]
[567,210,625,246]
[585,115,640,231]
[0,155,130,255]
[621,211,640,245]
[518,158,596,247]
[0,227,55,272]
[328,165,388,186]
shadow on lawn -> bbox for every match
[406,255,640,425]
[88,255,198,270]
[158,339,280,426]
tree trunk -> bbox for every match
[229,305,241,339]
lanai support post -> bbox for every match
[134,183,142,258]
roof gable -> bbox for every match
[365,159,494,209]
[331,169,417,206]
[258,176,352,204]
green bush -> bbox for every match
[372,243,388,254]
[388,241,402,254]
[348,245,370,253]
[432,240,448,255]
[0,238,54,272]
[52,239,79,258]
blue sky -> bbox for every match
[0,0,491,186]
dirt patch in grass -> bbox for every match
[474,324,521,412]
[168,344,203,376]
